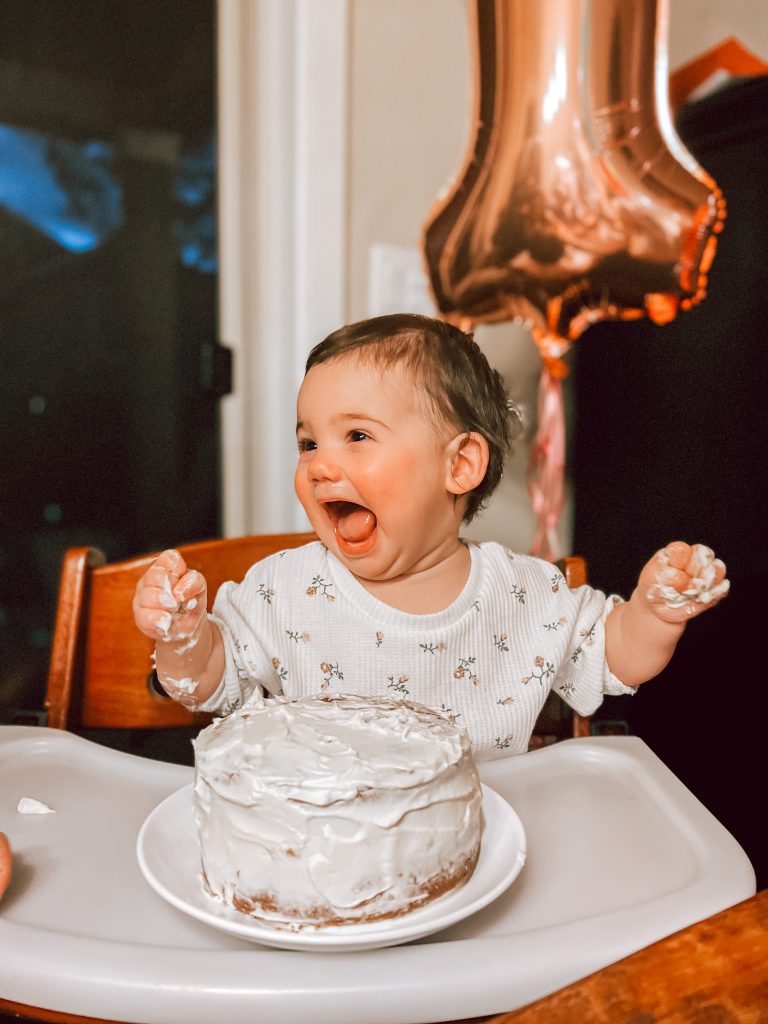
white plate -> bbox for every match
[136,782,527,951]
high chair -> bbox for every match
[44,534,591,742]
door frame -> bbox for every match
[217,0,350,536]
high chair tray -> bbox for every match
[0,726,755,1024]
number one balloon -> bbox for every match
[423,0,725,560]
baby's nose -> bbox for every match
[307,447,343,483]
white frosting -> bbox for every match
[165,676,198,694]
[157,574,179,610]
[193,693,482,928]
[17,797,55,814]
[650,543,730,611]
[156,612,172,637]
[159,675,200,711]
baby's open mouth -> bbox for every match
[324,501,378,548]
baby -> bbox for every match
[133,313,729,759]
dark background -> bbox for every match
[0,0,221,726]
[573,75,768,889]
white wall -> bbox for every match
[343,0,768,555]
[668,0,768,63]
[218,0,349,537]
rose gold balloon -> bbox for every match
[423,0,725,361]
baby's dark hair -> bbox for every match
[305,313,521,523]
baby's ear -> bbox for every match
[445,432,489,496]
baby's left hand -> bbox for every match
[638,542,730,623]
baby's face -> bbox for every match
[295,356,464,581]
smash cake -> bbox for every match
[192,693,482,928]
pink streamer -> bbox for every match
[528,364,565,562]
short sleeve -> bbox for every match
[197,573,283,714]
[553,582,637,716]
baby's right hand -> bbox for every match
[132,549,208,652]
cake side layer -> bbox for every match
[205,845,480,928]
[195,759,482,921]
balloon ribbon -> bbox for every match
[528,359,566,562]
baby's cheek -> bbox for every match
[351,466,392,514]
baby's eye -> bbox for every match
[350,430,369,443]
[297,437,316,453]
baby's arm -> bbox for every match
[132,549,225,708]
[605,542,729,687]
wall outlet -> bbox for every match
[367,244,436,317]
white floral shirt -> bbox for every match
[202,541,633,761]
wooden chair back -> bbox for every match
[45,536,590,741]
[45,533,315,730]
